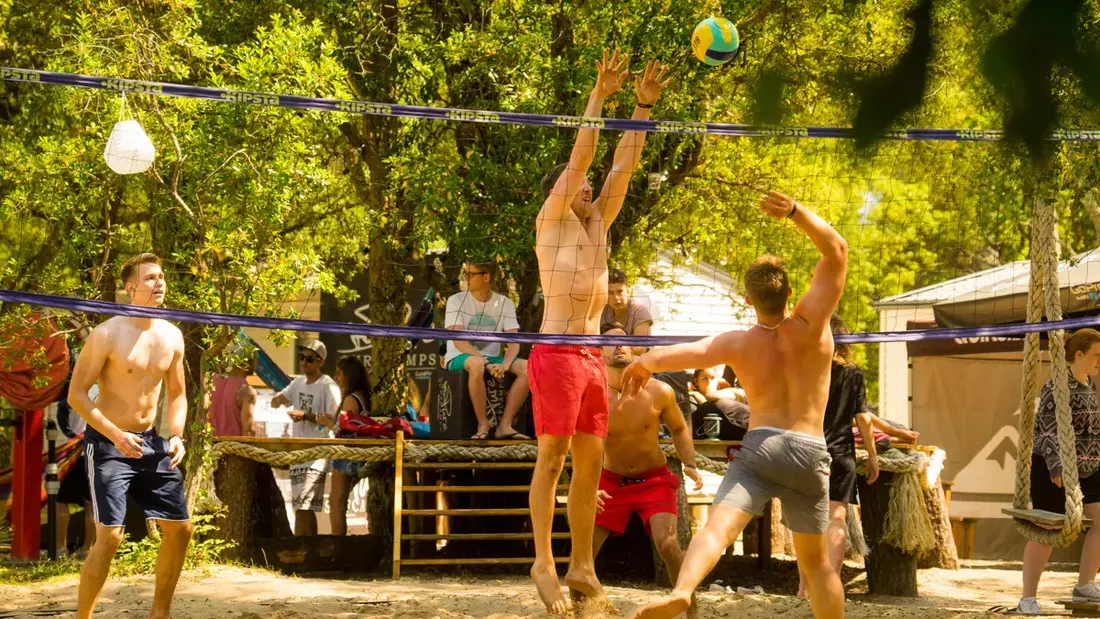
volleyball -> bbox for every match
[691,17,740,66]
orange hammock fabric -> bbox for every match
[0,435,84,504]
[0,314,69,411]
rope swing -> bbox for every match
[1010,195,1085,547]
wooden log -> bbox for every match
[651,459,694,587]
[858,470,918,596]
[212,454,291,561]
[918,477,959,570]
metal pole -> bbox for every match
[45,407,59,560]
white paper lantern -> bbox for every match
[103,119,156,175]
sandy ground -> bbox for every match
[1,559,1086,618]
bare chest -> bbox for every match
[536,215,607,264]
[607,393,660,437]
[105,329,174,381]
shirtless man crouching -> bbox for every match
[68,253,192,619]
[624,191,849,619]
[595,324,703,619]
[528,50,671,614]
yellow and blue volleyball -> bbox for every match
[691,17,740,66]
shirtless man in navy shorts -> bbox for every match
[68,253,192,619]
[624,191,849,619]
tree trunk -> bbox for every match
[365,461,395,547]
[741,497,792,567]
[367,232,411,414]
[180,322,209,512]
[213,455,292,561]
[770,500,794,556]
[918,477,959,570]
[859,471,918,596]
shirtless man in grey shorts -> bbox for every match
[623,190,848,619]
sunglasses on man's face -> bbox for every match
[299,354,322,363]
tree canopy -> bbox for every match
[2,0,1100,429]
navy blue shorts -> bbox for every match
[85,426,189,526]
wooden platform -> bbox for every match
[211,433,927,586]
[1060,600,1100,617]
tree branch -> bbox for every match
[149,100,197,222]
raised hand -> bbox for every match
[635,60,672,106]
[594,49,630,99]
[758,190,799,220]
[621,358,654,397]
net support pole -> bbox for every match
[45,408,59,561]
[11,409,44,560]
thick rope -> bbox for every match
[207,441,398,475]
[855,449,936,554]
[207,441,732,475]
[1012,196,1083,547]
[659,444,729,475]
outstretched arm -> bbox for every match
[539,50,629,222]
[594,61,672,229]
[758,191,848,331]
[621,330,741,396]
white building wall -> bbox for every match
[877,306,933,427]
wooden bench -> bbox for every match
[950,516,977,560]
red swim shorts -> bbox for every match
[594,466,681,536]
[528,344,609,438]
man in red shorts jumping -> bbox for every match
[594,324,703,618]
[529,49,671,614]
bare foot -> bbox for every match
[631,593,691,619]
[531,562,570,615]
[796,588,808,599]
[564,566,605,599]
[571,589,619,617]
[686,593,699,619]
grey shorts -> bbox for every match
[714,427,831,533]
[290,468,327,512]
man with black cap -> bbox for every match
[271,339,341,536]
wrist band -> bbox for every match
[787,202,799,219]
[636,102,654,109]
[684,463,697,469]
